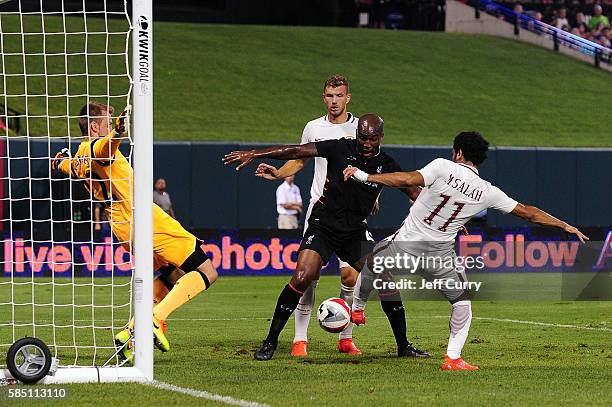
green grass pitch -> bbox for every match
[1,14,612,146]
[2,275,611,406]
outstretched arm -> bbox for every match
[255,158,309,181]
[223,143,318,171]
[510,203,589,243]
[343,167,425,188]
[91,108,128,161]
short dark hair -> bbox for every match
[453,131,489,165]
[323,74,349,93]
[79,102,113,136]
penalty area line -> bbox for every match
[144,380,270,407]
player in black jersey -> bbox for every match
[224,114,429,361]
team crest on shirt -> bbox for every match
[305,235,314,245]
[376,166,382,173]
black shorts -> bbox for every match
[299,222,371,269]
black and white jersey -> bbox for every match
[309,138,401,233]
[300,113,358,203]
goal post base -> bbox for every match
[1,367,150,384]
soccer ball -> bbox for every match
[317,298,350,333]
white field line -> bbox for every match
[432,315,612,332]
[144,380,270,407]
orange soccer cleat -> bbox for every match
[291,341,308,357]
[338,338,362,356]
[441,355,479,371]
[351,310,366,325]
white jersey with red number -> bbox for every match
[300,113,358,202]
[395,158,518,242]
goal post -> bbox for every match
[132,0,154,382]
[0,0,154,384]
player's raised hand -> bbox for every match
[51,148,71,171]
[255,163,280,180]
[114,106,129,136]
[223,150,255,171]
[563,224,589,243]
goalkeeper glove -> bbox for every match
[51,148,71,171]
[114,106,129,137]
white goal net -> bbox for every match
[0,0,153,383]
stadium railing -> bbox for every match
[471,0,612,68]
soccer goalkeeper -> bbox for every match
[52,102,218,362]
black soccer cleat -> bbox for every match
[254,341,277,361]
[398,342,430,358]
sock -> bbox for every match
[351,272,367,311]
[265,284,303,347]
[339,284,354,340]
[153,277,170,305]
[352,262,376,312]
[294,280,317,343]
[380,294,409,350]
[446,300,472,359]
[153,271,207,321]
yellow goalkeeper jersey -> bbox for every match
[58,135,133,245]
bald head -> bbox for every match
[358,113,384,137]
[356,113,384,158]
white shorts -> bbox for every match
[303,200,374,270]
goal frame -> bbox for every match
[0,0,154,384]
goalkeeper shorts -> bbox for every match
[152,204,199,270]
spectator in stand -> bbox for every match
[514,2,524,14]
[276,175,302,230]
[526,10,543,32]
[509,2,524,26]
[589,5,610,30]
[553,7,569,29]
[153,177,175,218]
[596,25,611,46]
[573,12,589,33]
